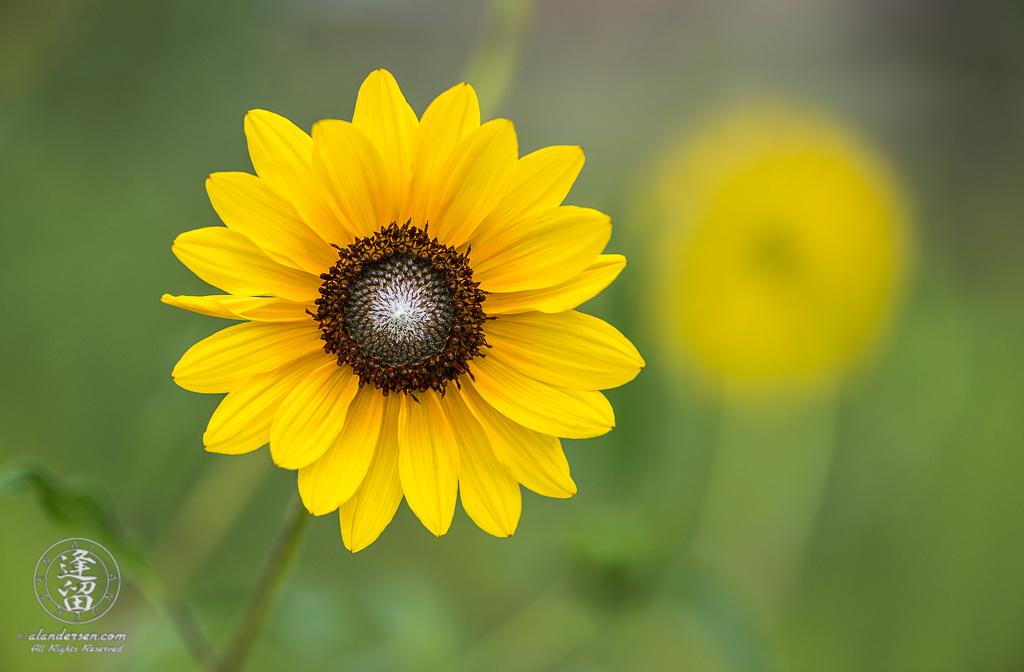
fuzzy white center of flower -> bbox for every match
[373,284,430,343]
[345,255,452,366]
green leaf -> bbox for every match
[0,457,150,579]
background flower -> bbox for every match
[651,104,911,400]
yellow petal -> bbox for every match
[429,119,518,249]
[244,110,346,249]
[162,293,254,320]
[473,206,612,293]
[161,294,313,322]
[339,401,404,552]
[470,353,615,439]
[206,172,336,275]
[297,385,385,515]
[312,119,392,240]
[472,145,585,256]
[229,298,316,322]
[171,227,320,303]
[441,388,520,537]
[171,321,324,393]
[204,353,325,454]
[269,359,360,469]
[407,82,480,220]
[484,311,644,390]
[459,378,576,498]
[352,69,418,223]
[397,392,459,537]
[483,254,627,315]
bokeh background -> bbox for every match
[2,0,1023,670]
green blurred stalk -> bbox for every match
[462,0,536,119]
[156,455,270,591]
[691,394,839,617]
[446,583,602,672]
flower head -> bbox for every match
[163,69,643,551]
[649,104,910,400]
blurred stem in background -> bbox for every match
[462,0,536,119]
[691,394,838,622]
[156,456,271,592]
[446,583,603,672]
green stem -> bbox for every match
[220,494,310,672]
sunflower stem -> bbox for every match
[220,493,310,672]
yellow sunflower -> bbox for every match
[163,69,644,552]
[650,103,910,399]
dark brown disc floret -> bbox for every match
[312,220,491,397]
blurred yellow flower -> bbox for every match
[651,104,910,399]
[163,69,643,551]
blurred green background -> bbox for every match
[2,0,1022,670]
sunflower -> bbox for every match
[163,69,644,552]
[649,103,910,399]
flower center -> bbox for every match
[313,221,490,397]
[345,255,452,366]
[749,223,802,281]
